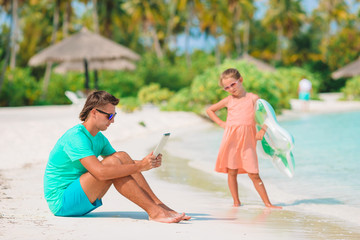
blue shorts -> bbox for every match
[55,178,102,217]
[299,92,310,101]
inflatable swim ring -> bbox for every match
[254,99,295,178]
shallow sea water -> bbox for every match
[161,110,360,231]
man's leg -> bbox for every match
[112,152,190,220]
[80,153,183,223]
[112,152,163,203]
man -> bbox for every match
[44,90,189,223]
[298,77,312,111]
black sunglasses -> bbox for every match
[96,109,117,120]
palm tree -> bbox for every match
[0,0,12,92]
[164,0,177,50]
[177,0,197,66]
[198,0,228,64]
[42,0,60,98]
[227,0,255,56]
[312,0,349,60]
[92,0,99,34]
[62,0,72,37]
[0,0,26,90]
[123,0,165,59]
[78,0,99,34]
[9,0,18,69]
[262,0,305,62]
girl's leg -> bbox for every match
[248,173,282,209]
[228,169,241,207]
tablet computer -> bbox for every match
[153,133,170,157]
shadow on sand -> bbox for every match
[83,211,236,222]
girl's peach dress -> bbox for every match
[215,92,259,174]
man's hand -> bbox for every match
[154,153,162,167]
[138,152,162,172]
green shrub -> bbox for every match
[342,77,360,100]
[164,58,323,117]
[98,70,144,98]
[138,83,174,105]
[0,68,41,106]
[163,88,194,111]
[136,52,216,92]
[165,59,279,115]
[118,96,141,112]
[43,72,85,105]
[271,67,320,108]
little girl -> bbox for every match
[206,68,281,209]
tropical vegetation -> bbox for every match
[0,0,360,113]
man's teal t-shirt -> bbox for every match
[44,124,116,214]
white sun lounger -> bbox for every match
[65,90,86,105]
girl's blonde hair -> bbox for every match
[219,68,241,87]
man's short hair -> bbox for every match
[79,91,119,121]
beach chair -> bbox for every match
[65,90,86,105]
[76,90,87,98]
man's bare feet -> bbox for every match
[181,214,191,221]
[149,213,185,223]
[158,203,191,221]
[149,208,185,223]
[170,211,191,221]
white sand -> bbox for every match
[1,93,360,239]
[280,92,360,120]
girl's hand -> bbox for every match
[256,128,266,140]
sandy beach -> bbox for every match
[1,93,360,240]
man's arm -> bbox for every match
[80,152,157,181]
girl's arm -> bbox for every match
[256,124,268,140]
[206,97,228,128]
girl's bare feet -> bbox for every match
[265,204,282,209]
[233,200,241,207]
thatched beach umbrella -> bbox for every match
[54,59,136,89]
[331,57,360,79]
[54,59,136,74]
[238,54,276,72]
[29,28,140,90]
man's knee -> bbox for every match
[112,151,134,164]
[101,153,124,167]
